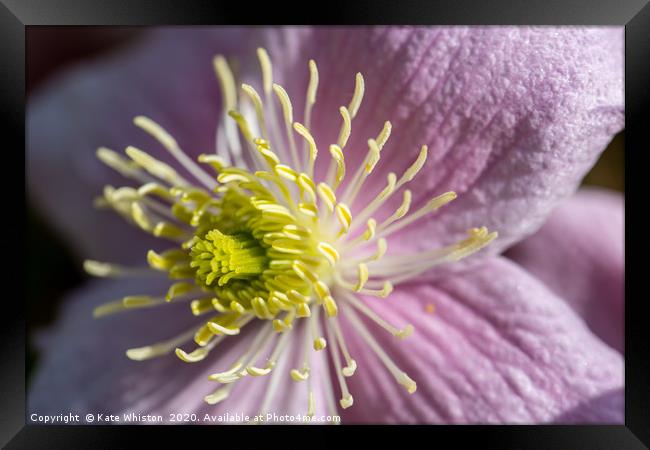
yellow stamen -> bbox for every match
[272,83,300,170]
[126,324,201,361]
[304,59,319,138]
[347,73,365,118]
[228,110,254,144]
[83,260,159,279]
[337,106,352,149]
[324,319,353,409]
[213,55,237,111]
[125,146,184,186]
[343,303,417,394]
[96,147,145,182]
[256,48,273,95]
[317,182,337,212]
[241,83,268,140]
[293,122,318,178]
[354,263,369,291]
[133,116,216,188]
[376,121,392,150]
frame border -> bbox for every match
[6,0,649,447]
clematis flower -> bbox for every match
[27,26,624,424]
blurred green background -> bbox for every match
[26,27,625,383]
[583,132,624,192]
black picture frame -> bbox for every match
[5,0,649,447]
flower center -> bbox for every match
[87,46,498,419]
[190,230,268,288]
[183,178,331,323]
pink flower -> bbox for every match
[27,26,624,424]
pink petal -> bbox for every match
[551,388,624,424]
[506,188,624,352]
[261,27,624,257]
[337,257,623,423]
[28,278,330,422]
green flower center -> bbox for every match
[190,230,269,288]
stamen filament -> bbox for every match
[175,333,227,363]
[209,320,271,382]
[325,144,346,191]
[349,145,427,231]
[337,106,352,149]
[204,384,234,405]
[244,325,279,375]
[273,84,301,171]
[342,303,417,394]
[350,173,397,227]
[311,306,327,351]
[290,320,313,382]
[96,147,157,185]
[324,319,353,409]
[126,323,201,361]
[83,260,162,279]
[241,83,268,140]
[339,290,413,339]
[293,122,318,179]
[133,116,217,189]
[330,316,357,377]
[340,139,381,206]
[303,59,319,148]
[368,228,498,283]
[93,295,167,318]
[347,73,365,118]
[257,48,273,96]
[213,55,237,111]
[125,145,189,187]
[256,48,287,166]
[378,191,456,238]
[256,330,293,417]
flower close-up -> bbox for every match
[27,26,624,424]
